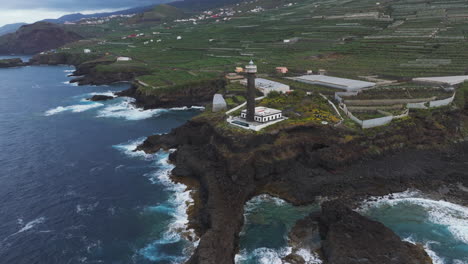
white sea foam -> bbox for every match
[96,98,168,121]
[114,143,198,262]
[359,190,468,244]
[62,81,78,86]
[76,202,99,215]
[244,194,287,213]
[16,217,46,234]
[85,91,117,98]
[112,138,153,159]
[295,248,323,264]
[149,151,197,243]
[235,247,292,264]
[64,69,75,73]
[170,106,206,111]
[137,151,198,261]
[404,237,445,264]
[45,102,104,116]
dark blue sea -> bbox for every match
[0,60,201,264]
[0,59,466,264]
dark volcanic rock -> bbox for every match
[88,95,114,101]
[117,79,225,109]
[136,114,468,264]
[0,22,82,55]
[0,58,24,68]
[318,200,432,264]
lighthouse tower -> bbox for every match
[245,60,257,122]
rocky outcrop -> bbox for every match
[29,52,101,66]
[318,201,432,264]
[30,52,149,86]
[117,79,225,109]
[0,22,82,55]
[88,95,114,101]
[70,70,149,86]
[137,112,468,264]
[0,58,25,68]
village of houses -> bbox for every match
[215,61,466,131]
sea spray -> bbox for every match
[44,102,104,116]
[113,140,198,262]
[236,195,320,264]
[359,190,468,264]
[97,98,169,121]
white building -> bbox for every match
[240,78,290,95]
[412,76,468,86]
[241,107,282,123]
[117,57,132,62]
[84,49,91,54]
[290,75,375,92]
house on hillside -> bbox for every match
[84,49,91,54]
[276,67,289,74]
[117,57,132,62]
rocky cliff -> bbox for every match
[29,52,150,86]
[0,58,25,68]
[0,22,82,55]
[137,110,468,264]
[117,79,225,109]
[318,201,432,264]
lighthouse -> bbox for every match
[245,60,257,122]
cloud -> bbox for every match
[2,0,167,11]
[0,0,171,26]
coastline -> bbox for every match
[4,52,467,264]
[136,114,468,264]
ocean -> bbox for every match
[0,61,201,263]
[0,59,466,264]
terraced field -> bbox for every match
[59,0,468,89]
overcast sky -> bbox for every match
[0,0,171,27]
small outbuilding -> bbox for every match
[117,57,132,62]
[84,49,91,54]
[235,67,244,73]
[276,67,289,74]
[212,94,227,112]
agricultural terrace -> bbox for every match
[56,0,467,94]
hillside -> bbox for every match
[126,4,187,24]
[0,23,27,36]
[170,0,243,10]
[42,5,158,24]
[0,22,83,55]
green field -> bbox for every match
[56,0,467,95]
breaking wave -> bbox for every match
[359,190,468,244]
[359,190,468,264]
[45,102,104,116]
[112,138,153,159]
[114,140,197,262]
[97,98,168,121]
[62,81,78,86]
[138,151,198,261]
[235,247,292,264]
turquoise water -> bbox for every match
[237,192,468,264]
[236,195,320,264]
[361,191,468,264]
